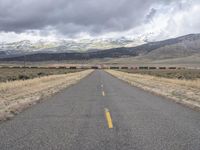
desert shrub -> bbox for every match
[37,72,46,76]
[18,74,30,80]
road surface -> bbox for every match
[0,70,200,150]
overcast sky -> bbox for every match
[0,0,200,42]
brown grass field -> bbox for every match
[0,68,84,82]
[119,69,200,80]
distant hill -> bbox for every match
[141,34,200,60]
[1,34,200,62]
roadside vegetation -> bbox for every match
[0,67,84,82]
[118,69,200,80]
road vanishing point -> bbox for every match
[0,70,200,150]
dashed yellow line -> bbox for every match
[105,108,113,129]
[102,91,105,96]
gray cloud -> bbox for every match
[0,0,199,40]
[145,8,157,23]
[0,0,161,35]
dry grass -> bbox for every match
[0,69,93,121]
[0,68,84,82]
[106,70,200,109]
[120,69,200,80]
[159,77,200,89]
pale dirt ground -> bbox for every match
[0,69,93,121]
[106,70,200,110]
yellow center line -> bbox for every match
[105,108,113,129]
[102,91,105,96]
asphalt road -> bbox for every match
[0,70,200,150]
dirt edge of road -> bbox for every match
[0,70,93,121]
[106,70,200,111]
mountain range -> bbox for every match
[0,34,200,62]
[0,37,137,58]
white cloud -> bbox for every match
[0,31,58,43]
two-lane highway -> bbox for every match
[0,70,200,150]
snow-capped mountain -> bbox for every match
[0,37,142,58]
